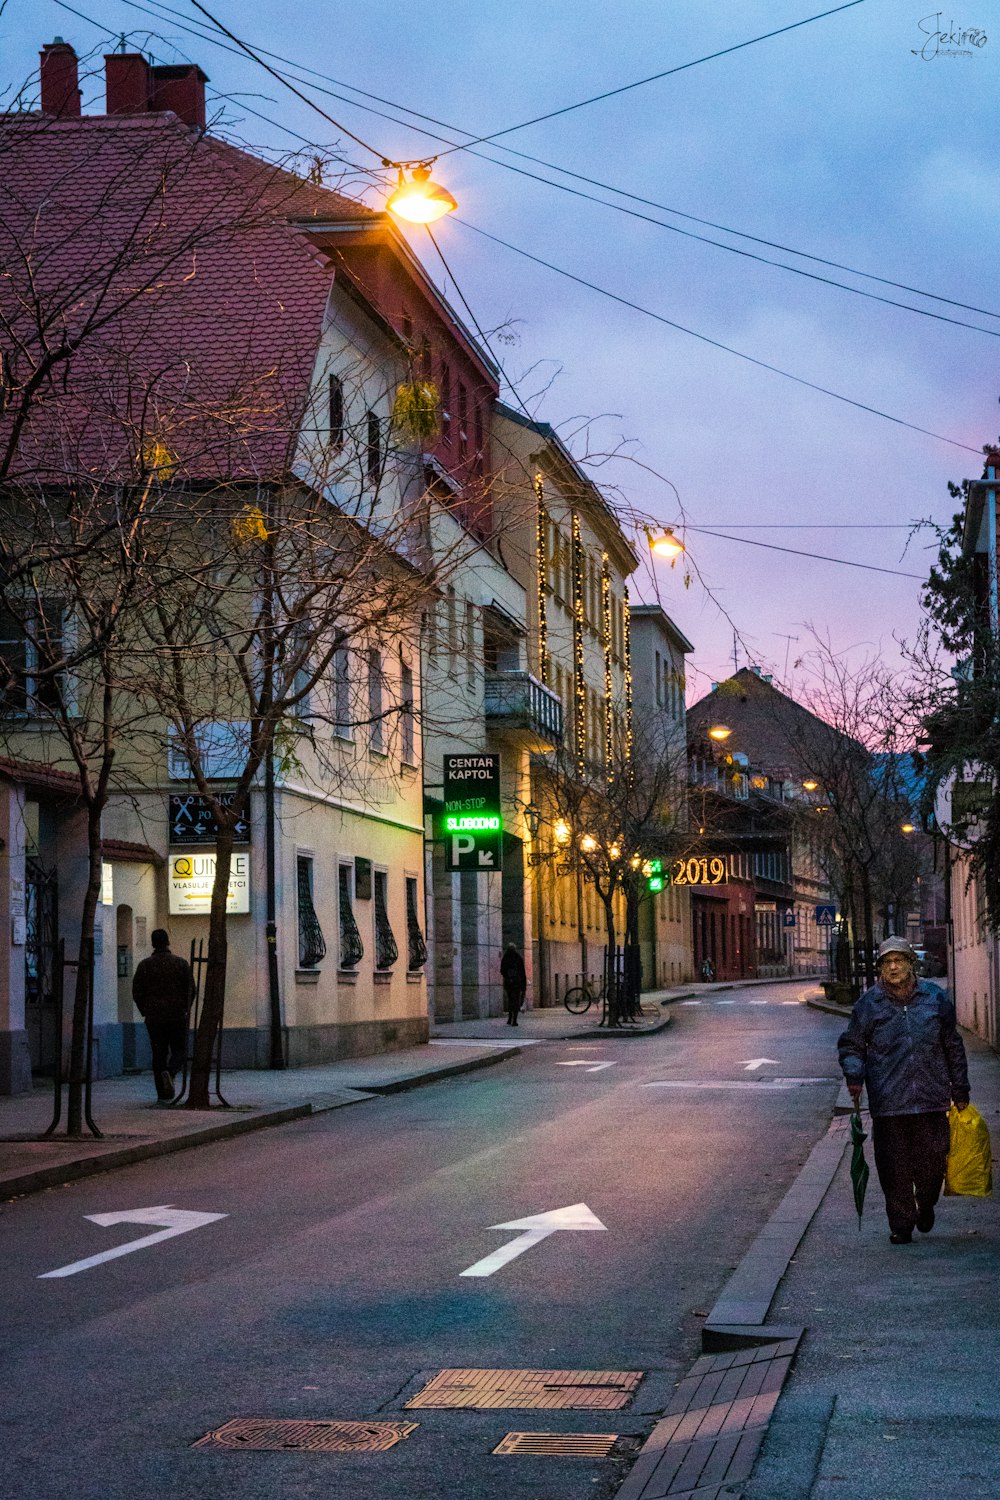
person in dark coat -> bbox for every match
[838,936,969,1244]
[500,943,527,1027]
[132,929,195,1102]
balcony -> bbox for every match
[485,671,563,750]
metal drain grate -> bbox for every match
[193,1418,418,1452]
[493,1431,619,1457]
[404,1368,643,1410]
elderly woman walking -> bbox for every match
[838,937,970,1244]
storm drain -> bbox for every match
[193,1418,418,1452]
[404,1368,643,1410]
[493,1431,620,1457]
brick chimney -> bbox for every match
[39,38,81,118]
[150,64,208,129]
[104,51,153,113]
[104,53,207,128]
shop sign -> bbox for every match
[168,851,250,915]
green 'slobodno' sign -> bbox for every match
[441,753,503,871]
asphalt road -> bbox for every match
[1,982,845,1500]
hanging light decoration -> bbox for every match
[571,511,586,778]
[623,586,633,773]
[601,551,613,780]
[385,162,457,224]
[535,472,550,686]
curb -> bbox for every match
[613,1114,850,1500]
[570,1014,673,1041]
[0,1045,520,1201]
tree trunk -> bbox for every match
[66,804,103,1137]
[187,820,235,1108]
[860,866,877,989]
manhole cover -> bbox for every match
[404,1369,643,1410]
[493,1431,620,1457]
[193,1419,418,1452]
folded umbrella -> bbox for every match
[849,1101,870,1230]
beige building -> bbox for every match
[493,405,639,1004]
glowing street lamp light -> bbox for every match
[580,833,598,853]
[901,822,916,834]
[386,163,457,224]
[648,527,685,560]
[553,819,571,846]
[802,779,819,791]
[708,724,732,742]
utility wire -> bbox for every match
[184,0,386,159]
[114,0,1000,327]
[684,528,925,579]
[436,0,869,155]
[457,219,982,455]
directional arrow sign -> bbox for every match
[39,1205,228,1279]
[556,1061,617,1073]
[741,1058,779,1071]
[460,1202,607,1278]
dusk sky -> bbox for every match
[5,0,997,697]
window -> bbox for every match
[367,647,384,751]
[332,644,351,738]
[465,600,476,688]
[338,862,364,969]
[0,599,66,714]
[420,335,432,380]
[297,856,327,968]
[473,403,484,475]
[366,409,383,484]
[440,362,451,446]
[373,869,398,970]
[400,661,415,765]
[287,617,312,717]
[447,586,458,658]
[328,373,344,450]
[458,383,468,461]
[406,876,427,970]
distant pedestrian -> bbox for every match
[500,943,527,1027]
[838,936,969,1244]
[132,929,195,1102]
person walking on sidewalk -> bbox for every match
[132,929,195,1102]
[500,943,527,1027]
[838,936,970,1244]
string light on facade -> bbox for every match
[535,472,550,686]
[623,586,633,772]
[601,551,613,781]
[571,510,586,778]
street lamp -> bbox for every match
[554,819,571,846]
[386,163,457,224]
[803,779,819,791]
[901,822,916,834]
[708,724,732,742]
[648,526,685,560]
[580,833,598,853]
[524,802,541,838]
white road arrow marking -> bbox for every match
[39,1205,228,1279]
[556,1061,617,1073]
[460,1202,607,1278]
[741,1058,780,1071]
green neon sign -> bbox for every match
[445,814,502,833]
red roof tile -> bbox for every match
[0,112,373,484]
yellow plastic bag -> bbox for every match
[944,1104,993,1197]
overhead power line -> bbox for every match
[686,528,925,579]
[436,0,870,155]
[457,219,982,455]
[109,0,1000,329]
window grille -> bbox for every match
[297,857,326,968]
[338,864,363,969]
[374,870,398,970]
[406,876,426,971]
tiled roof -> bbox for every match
[0,113,373,484]
[687,668,850,780]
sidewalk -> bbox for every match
[0,1037,520,1202]
[742,1026,1000,1500]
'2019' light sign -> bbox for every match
[672,856,728,886]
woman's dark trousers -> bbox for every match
[871,1112,950,1234]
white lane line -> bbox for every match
[556,1061,617,1073]
[680,1000,702,1006]
[716,1000,736,1005]
[748,1000,769,1006]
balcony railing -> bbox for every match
[485,670,563,746]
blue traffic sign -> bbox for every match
[815,904,837,927]
[782,910,797,928]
